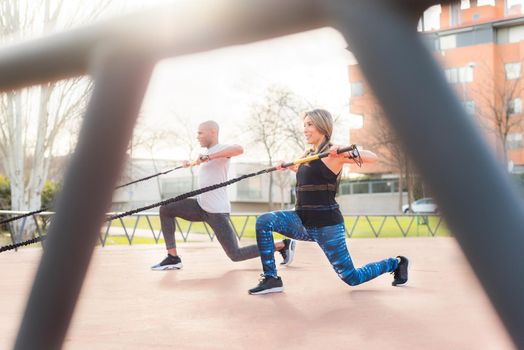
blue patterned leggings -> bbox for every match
[256,211,398,286]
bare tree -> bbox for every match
[248,103,283,209]
[122,108,201,198]
[366,105,421,211]
[277,88,312,152]
[0,0,111,240]
[272,170,293,209]
[126,122,175,198]
[246,86,310,209]
[165,113,200,190]
[470,60,524,168]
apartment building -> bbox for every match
[349,0,524,174]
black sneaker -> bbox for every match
[151,254,183,271]
[248,274,284,295]
[279,239,297,266]
[392,256,409,286]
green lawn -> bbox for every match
[0,233,11,246]
[105,214,449,243]
[344,215,449,238]
[100,235,162,246]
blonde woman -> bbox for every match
[248,109,408,295]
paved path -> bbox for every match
[0,238,515,349]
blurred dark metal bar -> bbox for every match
[327,0,524,347]
[3,0,523,349]
[0,0,325,92]
[13,49,155,349]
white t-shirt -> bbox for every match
[197,143,231,213]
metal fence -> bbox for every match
[0,210,446,248]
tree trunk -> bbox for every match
[398,165,404,213]
[190,167,195,191]
[406,159,415,210]
[268,172,274,211]
[8,91,32,241]
[501,135,510,171]
[26,84,53,213]
[151,157,163,200]
[267,155,274,210]
[280,185,285,210]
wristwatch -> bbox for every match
[199,154,210,162]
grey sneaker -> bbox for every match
[151,254,183,271]
[279,239,296,266]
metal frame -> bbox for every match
[0,0,523,348]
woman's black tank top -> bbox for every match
[295,158,344,228]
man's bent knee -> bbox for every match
[159,205,170,218]
[224,250,243,262]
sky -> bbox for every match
[137,27,357,161]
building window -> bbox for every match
[506,0,524,15]
[371,182,391,193]
[445,68,458,83]
[339,179,400,195]
[440,34,457,50]
[459,65,474,83]
[508,98,522,115]
[236,175,263,199]
[450,3,461,26]
[351,82,364,97]
[505,62,521,80]
[506,133,523,149]
[352,182,370,194]
[477,0,495,5]
[349,114,364,129]
[162,177,193,197]
[445,64,474,84]
[462,100,475,114]
[420,5,441,31]
[508,25,524,43]
[461,0,470,9]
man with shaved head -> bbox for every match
[152,120,296,270]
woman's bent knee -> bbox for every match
[256,212,275,231]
